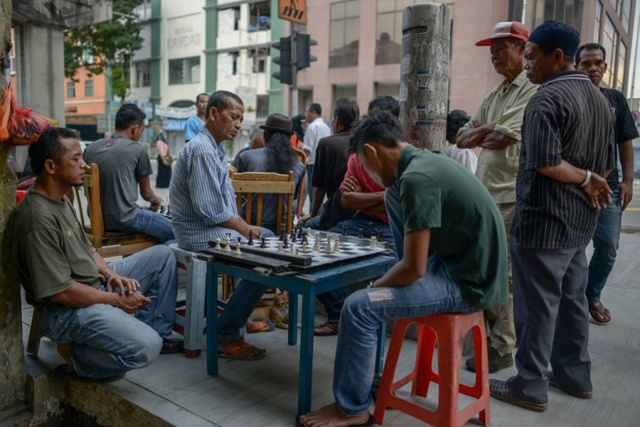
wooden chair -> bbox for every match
[74,163,159,258]
[222,170,296,300]
[293,148,307,218]
[230,170,296,236]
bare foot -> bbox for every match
[57,343,74,368]
[299,403,371,427]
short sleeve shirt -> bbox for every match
[185,115,206,142]
[6,190,103,308]
[340,153,389,223]
[394,145,508,308]
[83,134,153,230]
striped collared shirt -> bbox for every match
[169,127,242,252]
[511,71,614,249]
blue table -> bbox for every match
[203,253,396,416]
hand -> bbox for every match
[343,177,363,193]
[244,226,262,239]
[116,290,151,314]
[150,196,163,212]
[582,172,613,210]
[299,213,312,223]
[106,274,140,295]
[617,180,633,211]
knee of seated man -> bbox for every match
[128,330,163,366]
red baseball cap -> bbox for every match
[475,21,530,46]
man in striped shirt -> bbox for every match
[490,21,614,412]
[170,90,274,360]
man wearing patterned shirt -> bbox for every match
[170,90,274,360]
[457,21,538,374]
[490,20,614,412]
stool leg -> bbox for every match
[373,319,411,425]
[413,324,437,397]
[27,308,43,356]
[183,256,207,358]
[435,320,464,426]
[473,321,490,425]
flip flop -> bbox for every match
[314,321,339,336]
[589,301,611,324]
[246,320,274,333]
[54,364,124,383]
[218,341,266,361]
[161,337,184,354]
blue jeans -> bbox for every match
[218,227,275,343]
[40,245,178,379]
[122,208,175,243]
[316,216,396,321]
[586,188,621,304]
[306,164,314,207]
[508,237,591,403]
[332,183,476,415]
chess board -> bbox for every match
[201,232,393,274]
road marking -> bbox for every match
[625,207,640,212]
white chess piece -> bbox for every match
[370,235,377,249]
[278,241,284,252]
[325,234,331,252]
[214,238,221,249]
[236,242,241,254]
[289,242,295,254]
[333,236,340,252]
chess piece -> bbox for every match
[289,242,295,254]
[248,230,254,246]
[278,241,284,252]
[214,238,221,249]
[377,229,384,242]
[260,236,267,248]
[291,230,297,243]
[333,236,340,252]
[301,233,308,245]
[325,234,331,252]
[358,228,364,238]
[283,235,289,249]
[370,235,377,249]
[313,235,320,251]
[342,221,349,236]
[236,245,242,254]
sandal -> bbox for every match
[161,337,184,354]
[314,321,339,336]
[489,379,548,412]
[246,320,274,333]
[218,341,266,361]
[589,301,611,324]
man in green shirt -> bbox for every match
[299,112,508,427]
[7,127,181,382]
[457,21,538,373]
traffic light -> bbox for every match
[272,36,293,85]
[296,34,318,70]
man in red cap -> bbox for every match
[457,21,538,374]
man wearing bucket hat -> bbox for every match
[457,21,538,374]
[490,20,614,412]
[237,113,305,232]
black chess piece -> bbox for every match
[301,233,308,245]
[283,235,289,249]
[237,236,242,244]
[342,221,349,236]
[377,229,383,242]
[358,228,364,238]
[260,236,267,248]
[247,230,254,246]
[291,230,297,243]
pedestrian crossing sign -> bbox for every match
[278,0,306,25]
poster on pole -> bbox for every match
[278,0,306,25]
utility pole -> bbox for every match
[399,3,451,151]
[291,22,298,117]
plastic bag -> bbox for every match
[0,86,11,142]
[7,90,51,146]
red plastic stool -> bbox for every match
[373,312,490,426]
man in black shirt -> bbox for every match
[490,21,614,412]
[575,43,639,324]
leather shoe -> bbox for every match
[466,346,513,373]
[546,370,593,399]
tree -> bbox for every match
[64,0,144,101]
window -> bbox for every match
[621,0,631,31]
[169,56,201,85]
[521,0,582,32]
[249,1,270,31]
[230,51,239,75]
[601,14,618,87]
[329,0,360,68]
[84,80,94,97]
[67,82,75,98]
[594,1,602,43]
[615,41,626,91]
[375,0,412,65]
[136,62,150,87]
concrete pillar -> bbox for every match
[399,3,450,151]
[0,0,26,414]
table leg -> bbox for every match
[375,322,387,373]
[288,291,298,345]
[297,292,316,416]
[206,264,219,376]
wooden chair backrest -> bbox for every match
[73,163,158,257]
[229,170,296,235]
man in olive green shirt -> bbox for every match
[457,21,538,373]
